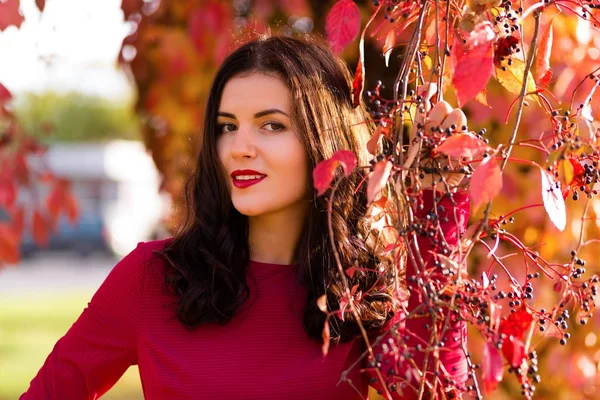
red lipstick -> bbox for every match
[231,169,267,189]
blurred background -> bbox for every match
[1,0,599,399]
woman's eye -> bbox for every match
[263,122,285,132]
[218,123,236,134]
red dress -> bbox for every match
[20,190,470,400]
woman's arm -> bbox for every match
[19,243,147,400]
[367,189,470,399]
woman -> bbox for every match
[21,35,469,399]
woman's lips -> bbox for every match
[232,176,266,189]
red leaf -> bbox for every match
[0,0,24,31]
[338,295,349,321]
[32,210,49,247]
[312,150,356,195]
[280,0,309,15]
[367,160,392,203]
[325,0,360,54]
[188,3,230,55]
[499,304,533,339]
[345,265,357,278]
[535,14,555,86]
[570,158,586,187]
[121,0,143,20]
[451,23,496,107]
[501,335,527,368]
[46,184,63,222]
[351,1,379,108]
[435,132,490,159]
[352,54,364,108]
[14,151,30,184]
[470,156,502,211]
[322,321,331,356]
[0,223,19,264]
[0,82,12,104]
[482,342,504,393]
[35,0,45,12]
[45,179,78,224]
[499,305,533,368]
[63,191,79,224]
[0,179,16,208]
[540,168,566,231]
[10,206,24,236]
[188,9,206,54]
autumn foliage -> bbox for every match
[0,0,78,265]
[3,0,600,398]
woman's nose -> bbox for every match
[230,126,257,159]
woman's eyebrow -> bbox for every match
[217,109,289,119]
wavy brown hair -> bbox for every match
[156,34,400,344]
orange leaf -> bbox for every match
[0,0,24,32]
[325,0,361,54]
[470,157,502,211]
[435,132,490,159]
[322,322,331,356]
[535,12,556,86]
[475,89,490,107]
[351,2,380,108]
[558,158,574,187]
[366,123,385,155]
[367,160,392,203]
[35,0,45,12]
[32,210,50,247]
[383,29,395,67]
[540,168,566,231]
[352,55,364,108]
[312,150,356,195]
[451,23,496,107]
[317,294,328,313]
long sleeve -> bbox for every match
[367,189,470,399]
[20,243,147,400]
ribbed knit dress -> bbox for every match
[20,190,470,400]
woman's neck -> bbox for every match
[247,206,306,265]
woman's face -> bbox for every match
[216,72,310,219]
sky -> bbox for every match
[0,0,133,100]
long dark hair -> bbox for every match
[156,34,399,344]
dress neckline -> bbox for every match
[248,259,294,268]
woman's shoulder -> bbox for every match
[139,237,174,258]
[132,237,176,295]
[107,238,174,294]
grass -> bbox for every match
[0,290,143,400]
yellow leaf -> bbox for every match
[475,88,490,107]
[558,158,574,186]
[495,58,540,106]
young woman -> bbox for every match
[21,35,470,400]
